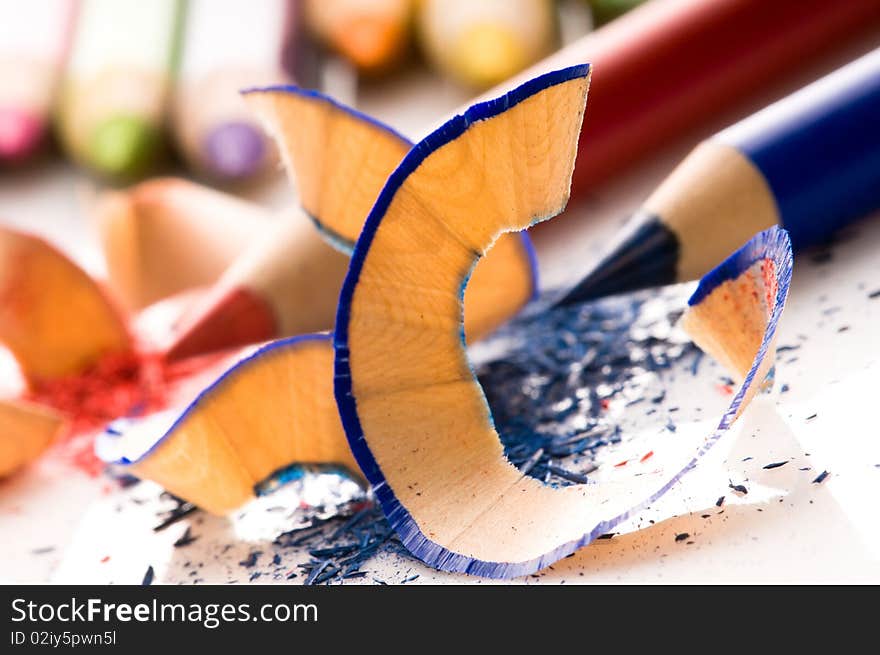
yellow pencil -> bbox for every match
[417,0,557,87]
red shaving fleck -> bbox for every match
[762,259,777,309]
[640,450,654,463]
[614,459,629,468]
[600,399,610,410]
[22,348,225,476]
[100,555,110,563]
[716,384,733,395]
[68,441,105,477]
[755,259,777,311]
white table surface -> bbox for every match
[1,34,879,584]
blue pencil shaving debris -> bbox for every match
[221,285,704,583]
[153,496,197,532]
[173,527,198,548]
[812,470,830,484]
[304,560,332,585]
[142,565,154,586]
[239,551,261,568]
[544,463,594,484]
[763,461,788,470]
[272,501,408,585]
[472,287,697,488]
[198,275,745,582]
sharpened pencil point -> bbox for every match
[555,215,679,307]
[164,286,277,362]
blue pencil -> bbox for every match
[557,47,880,306]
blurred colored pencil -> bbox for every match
[57,0,184,180]
[470,0,880,200]
[0,0,76,164]
[417,0,557,88]
[173,0,297,183]
[281,0,323,86]
[304,0,412,74]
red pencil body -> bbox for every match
[164,287,276,363]
[514,0,880,198]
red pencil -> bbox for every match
[164,212,350,362]
[462,0,880,199]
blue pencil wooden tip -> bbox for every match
[555,213,679,307]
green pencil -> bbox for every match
[56,0,184,180]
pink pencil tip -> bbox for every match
[0,108,45,162]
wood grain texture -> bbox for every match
[247,86,535,340]
[0,399,64,477]
[95,178,271,310]
[681,258,780,417]
[335,68,791,576]
[248,88,412,246]
[341,70,592,567]
[107,335,357,515]
[0,226,131,383]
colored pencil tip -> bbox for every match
[334,17,402,71]
[88,115,160,179]
[202,122,267,181]
[163,286,276,363]
[554,216,679,307]
[453,25,528,87]
[0,108,45,162]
